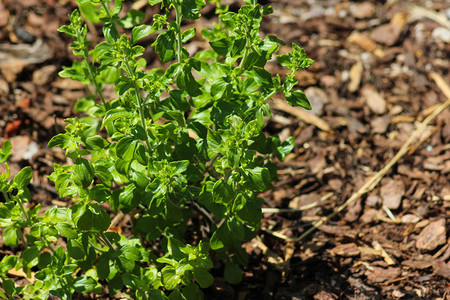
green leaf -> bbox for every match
[3,227,19,247]
[0,140,12,163]
[72,158,94,189]
[153,30,177,63]
[85,135,109,150]
[209,227,224,250]
[97,252,111,280]
[102,108,133,129]
[2,279,15,297]
[170,160,189,175]
[181,28,196,43]
[94,165,113,187]
[67,239,86,260]
[148,0,162,5]
[161,265,180,290]
[212,179,232,204]
[236,197,262,224]
[275,53,291,68]
[55,223,78,239]
[73,276,101,293]
[275,137,294,161]
[209,38,230,56]
[176,66,202,97]
[118,9,145,29]
[116,136,139,161]
[285,90,311,110]
[0,255,17,273]
[210,80,231,100]
[21,246,40,268]
[246,167,273,191]
[77,0,100,23]
[103,23,120,44]
[91,204,111,232]
[73,205,93,230]
[13,166,32,188]
[180,0,206,20]
[89,184,110,203]
[182,283,203,300]
[193,268,214,288]
[224,263,242,285]
[252,66,273,87]
[119,244,141,272]
[132,24,154,44]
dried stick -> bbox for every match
[295,72,450,242]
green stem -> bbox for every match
[239,43,249,69]
[89,240,106,253]
[174,3,183,63]
[262,88,280,102]
[16,197,32,225]
[85,58,107,107]
[100,232,115,251]
[123,59,154,155]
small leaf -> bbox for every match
[224,263,242,285]
[73,276,101,293]
[91,204,111,232]
[193,268,214,288]
[285,90,311,110]
[181,28,196,43]
[85,135,109,150]
[3,227,19,247]
[67,239,86,260]
[153,30,177,63]
[118,9,145,29]
[209,38,230,56]
[13,166,32,188]
[132,24,154,44]
[116,136,139,161]
[72,158,94,189]
[161,265,180,290]
[55,223,78,239]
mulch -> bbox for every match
[0,0,449,299]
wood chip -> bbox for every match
[361,85,387,115]
[330,243,360,256]
[380,178,404,210]
[416,219,446,251]
[365,266,401,283]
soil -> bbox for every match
[0,0,449,299]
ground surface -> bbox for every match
[0,0,449,299]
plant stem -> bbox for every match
[85,58,107,107]
[89,240,106,252]
[174,3,183,63]
[100,232,115,250]
[262,88,279,102]
[16,197,32,225]
[123,59,154,156]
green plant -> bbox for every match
[0,0,313,298]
